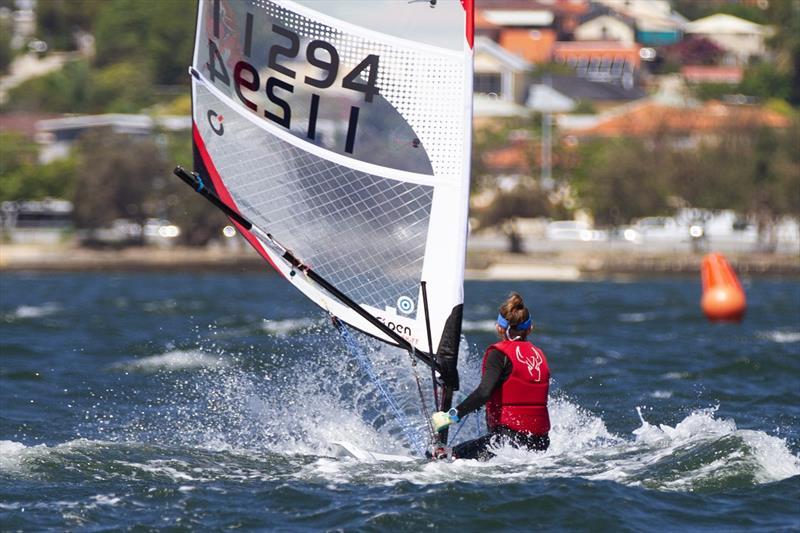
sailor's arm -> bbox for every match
[453,349,508,418]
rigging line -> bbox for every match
[420,281,440,412]
[331,315,426,457]
[447,412,470,446]
[173,165,440,372]
[408,349,436,448]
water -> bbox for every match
[1,272,799,531]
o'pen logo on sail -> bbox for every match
[207,109,225,136]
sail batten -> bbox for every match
[190,0,473,384]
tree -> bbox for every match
[3,59,92,112]
[569,137,673,226]
[159,130,225,246]
[0,132,76,201]
[660,36,726,66]
[36,0,103,51]
[93,0,196,85]
[0,15,12,74]
[764,0,800,106]
[71,129,168,233]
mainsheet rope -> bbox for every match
[331,315,427,456]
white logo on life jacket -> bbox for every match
[515,345,543,381]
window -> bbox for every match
[473,72,502,95]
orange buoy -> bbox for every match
[701,253,746,322]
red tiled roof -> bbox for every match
[483,140,534,173]
[499,28,557,63]
[681,65,744,84]
[0,113,60,138]
[568,100,790,137]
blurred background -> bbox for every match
[0,0,798,276]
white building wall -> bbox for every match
[574,16,636,44]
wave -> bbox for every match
[12,338,796,495]
[111,350,227,373]
[2,302,61,320]
[758,330,800,344]
[260,318,318,336]
[461,319,496,333]
[618,312,657,323]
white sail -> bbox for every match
[190,0,473,372]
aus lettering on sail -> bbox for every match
[515,345,544,381]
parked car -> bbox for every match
[627,217,689,242]
[545,220,608,242]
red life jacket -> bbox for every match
[483,339,550,434]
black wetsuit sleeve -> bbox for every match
[454,349,511,418]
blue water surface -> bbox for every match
[1,272,799,531]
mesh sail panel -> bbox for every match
[197,84,432,311]
[190,0,472,360]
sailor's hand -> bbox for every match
[431,408,459,432]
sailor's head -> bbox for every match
[496,292,533,341]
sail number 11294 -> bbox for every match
[207,13,380,155]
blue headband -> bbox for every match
[497,313,532,331]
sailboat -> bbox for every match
[175,0,473,456]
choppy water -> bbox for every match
[1,272,799,531]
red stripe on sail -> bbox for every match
[460,0,474,49]
[192,122,286,278]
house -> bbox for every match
[473,36,533,119]
[685,14,772,64]
[553,41,641,88]
[35,114,191,164]
[574,9,636,44]
[476,1,590,39]
[480,2,556,30]
[475,10,501,42]
[0,199,73,245]
[564,99,790,142]
[594,0,685,45]
[538,74,645,110]
[498,28,557,64]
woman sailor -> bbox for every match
[431,292,551,460]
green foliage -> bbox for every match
[689,63,793,103]
[93,0,196,85]
[691,82,736,101]
[572,100,596,115]
[3,59,157,113]
[0,132,76,201]
[739,61,793,102]
[471,116,539,192]
[91,61,155,112]
[0,157,77,201]
[0,132,38,174]
[36,0,103,51]
[3,0,195,113]
[567,118,800,229]
[3,59,92,112]
[673,0,768,23]
[474,185,553,230]
[63,128,221,245]
[765,0,800,105]
[71,129,168,230]
[570,138,672,226]
[0,16,12,74]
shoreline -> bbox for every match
[1,244,798,279]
